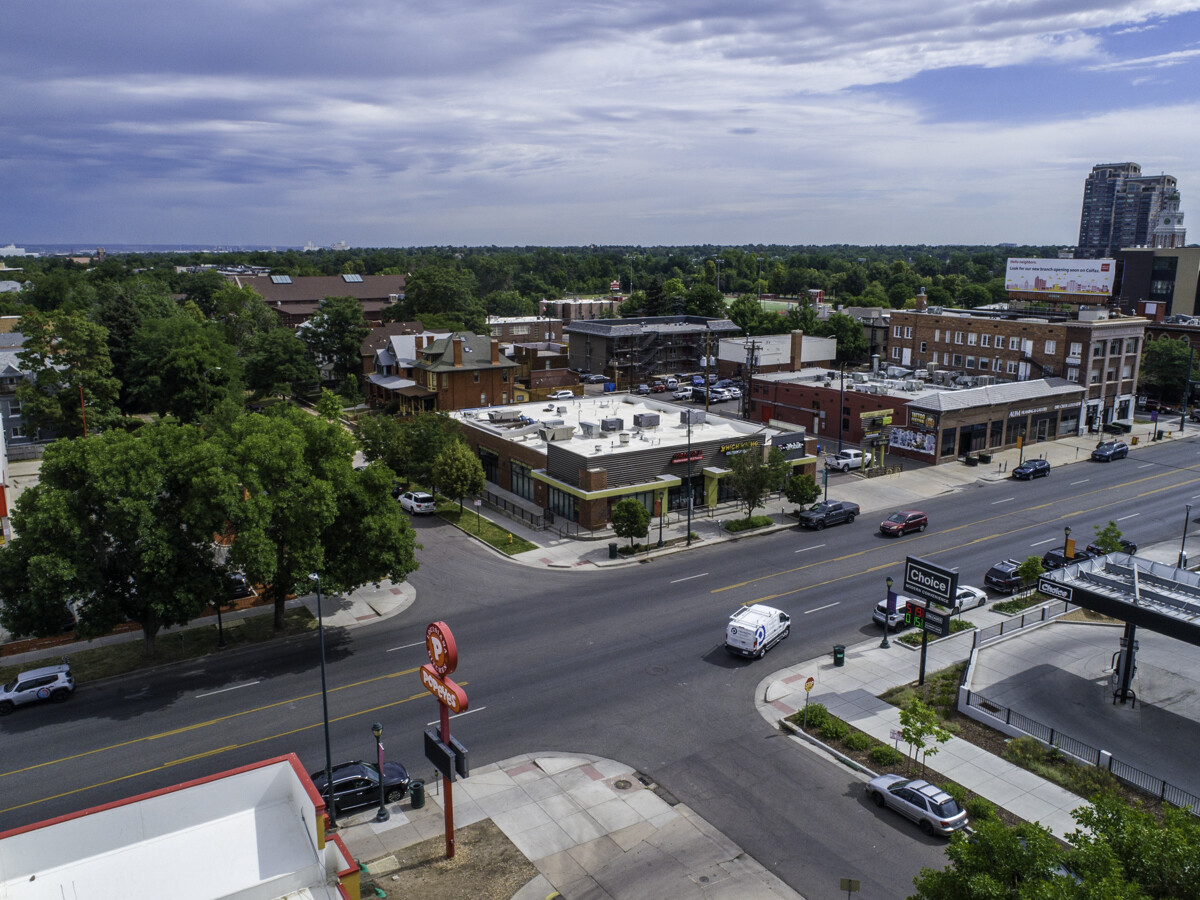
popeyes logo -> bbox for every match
[426,621,458,677]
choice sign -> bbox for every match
[903,556,958,608]
[420,621,468,713]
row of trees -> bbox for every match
[0,406,419,652]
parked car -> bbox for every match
[873,585,985,627]
[725,387,741,399]
[824,449,865,472]
[650,382,667,393]
[879,510,928,536]
[1012,458,1050,480]
[581,373,607,384]
[709,388,731,403]
[714,379,734,389]
[866,775,968,836]
[399,491,437,514]
[1041,547,1095,570]
[0,662,75,715]
[984,559,1025,594]
[1085,538,1138,555]
[310,760,411,812]
[226,571,252,599]
[672,388,693,401]
[724,604,791,659]
[797,500,860,530]
[548,390,576,400]
[1091,440,1129,461]
[873,595,914,629]
[664,377,679,389]
[948,585,988,612]
[691,375,706,387]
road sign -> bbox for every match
[903,556,958,608]
[804,677,815,693]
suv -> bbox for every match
[1091,440,1129,461]
[635,384,651,395]
[0,662,75,715]
[879,510,927,536]
[824,449,864,472]
[797,500,860,530]
[1042,547,1095,570]
[399,491,437,514]
[548,390,575,400]
[1011,459,1050,480]
[984,559,1025,594]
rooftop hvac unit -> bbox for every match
[852,373,868,383]
[680,410,706,426]
[633,412,660,428]
[539,425,576,442]
[601,417,624,432]
[557,406,567,415]
[487,410,521,422]
[619,432,630,444]
[579,421,598,437]
[904,380,921,391]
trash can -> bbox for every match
[833,644,845,667]
[1156,430,1165,441]
[409,780,425,809]
[609,542,618,559]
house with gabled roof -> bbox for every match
[412,333,519,412]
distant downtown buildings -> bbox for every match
[1076,162,1187,259]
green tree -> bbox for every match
[685,282,726,318]
[0,424,235,653]
[1090,521,1125,554]
[242,328,318,398]
[15,310,122,437]
[611,497,650,549]
[316,388,343,420]
[1140,335,1196,402]
[127,316,242,422]
[394,265,484,332]
[1015,556,1045,592]
[300,295,370,385]
[217,406,418,630]
[357,414,406,475]
[899,697,951,775]
[397,412,463,488]
[432,440,485,512]
[727,447,790,519]
[208,283,279,349]
[823,313,869,362]
[783,473,821,509]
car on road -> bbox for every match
[873,595,913,629]
[548,390,576,400]
[724,604,791,659]
[1091,440,1129,461]
[310,760,411,813]
[0,662,75,715]
[1011,458,1050,480]
[635,383,651,395]
[866,775,968,836]
[582,374,607,384]
[879,510,927,536]
[873,585,985,627]
[797,500,860,530]
[824,449,865,472]
[1085,538,1138,555]
[984,559,1025,594]
[725,386,741,399]
[399,491,437,515]
[1041,547,1095,570]
[672,388,693,401]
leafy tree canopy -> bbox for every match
[431,440,485,512]
[612,497,651,547]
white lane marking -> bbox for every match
[426,707,486,726]
[1137,464,1152,469]
[670,573,709,584]
[387,641,426,652]
[1117,513,1140,521]
[196,681,260,699]
[991,498,1014,505]
[806,602,840,614]
[1192,493,1200,499]
[1071,479,1090,485]
[795,544,826,553]
[1031,538,1057,547]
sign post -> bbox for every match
[903,556,958,686]
[419,621,470,859]
[802,676,815,728]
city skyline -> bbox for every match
[4,1,1200,248]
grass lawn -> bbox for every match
[0,607,316,686]
[437,502,538,555]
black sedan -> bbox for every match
[310,760,410,812]
[1011,459,1050,480]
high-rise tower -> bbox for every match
[1076,162,1180,258]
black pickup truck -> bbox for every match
[797,500,861,530]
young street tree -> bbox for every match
[0,424,236,653]
[432,440,485,513]
[783,473,821,510]
[898,697,951,775]
[217,405,418,630]
[727,447,791,519]
[612,498,650,550]
[1091,520,1126,554]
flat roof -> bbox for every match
[455,395,783,457]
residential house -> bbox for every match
[413,333,519,412]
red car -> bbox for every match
[650,383,667,393]
[879,510,928,536]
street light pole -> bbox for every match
[756,257,763,302]
[626,255,635,296]
[310,573,337,829]
[880,576,894,649]
[686,415,694,547]
[715,258,724,294]
[1063,525,1071,558]
[371,722,389,823]
[837,363,846,453]
[1180,504,1192,568]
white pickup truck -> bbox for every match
[824,449,865,472]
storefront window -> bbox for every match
[940,427,957,458]
[511,462,535,501]
[1006,417,1026,445]
[1059,409,1079,435]
[547,487,578,522]
[989,420,1003,448]
[479,449,499,484]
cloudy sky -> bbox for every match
[4,0,1200,248]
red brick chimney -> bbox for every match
[491,340,500,364]
[453,336,463,367]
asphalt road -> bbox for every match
[3,436,1198,899]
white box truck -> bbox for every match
[724,604,791,659]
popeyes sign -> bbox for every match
[420,621,468,713]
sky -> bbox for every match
[4,0,1200,249]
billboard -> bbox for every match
[1004,258,1114,296]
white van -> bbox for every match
[724,604,791,659]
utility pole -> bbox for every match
[704,330,712,414]
[714,258,724,294]
[1181,345,1194,433]
[837,362,846,453]
[743,338,761,420]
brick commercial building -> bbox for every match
[453,396,815,532]
[226,273,405,327]
[487,315,564,342]
[885,307,1146,431]
[1116,247,1200,320]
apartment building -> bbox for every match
[887,308,1146,430]
[1076,162,1183,259]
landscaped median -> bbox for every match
[431,498,537,556]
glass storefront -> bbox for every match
[547,487,579,522]
[511,462,535,502]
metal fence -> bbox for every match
[963,690,1198,815]
[481,490,544,530]
[971,600,1072,648]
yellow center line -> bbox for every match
[0,667,421,779]
[0,685,458,817]
[720,471,1200,604]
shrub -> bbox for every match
[965,796,997,821]
[1002,736,1045,766]
[941,782,967,804]
[870,745,903,767]
[844,731,873,752]
[820,718,849,742]
[799,703,830,731]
